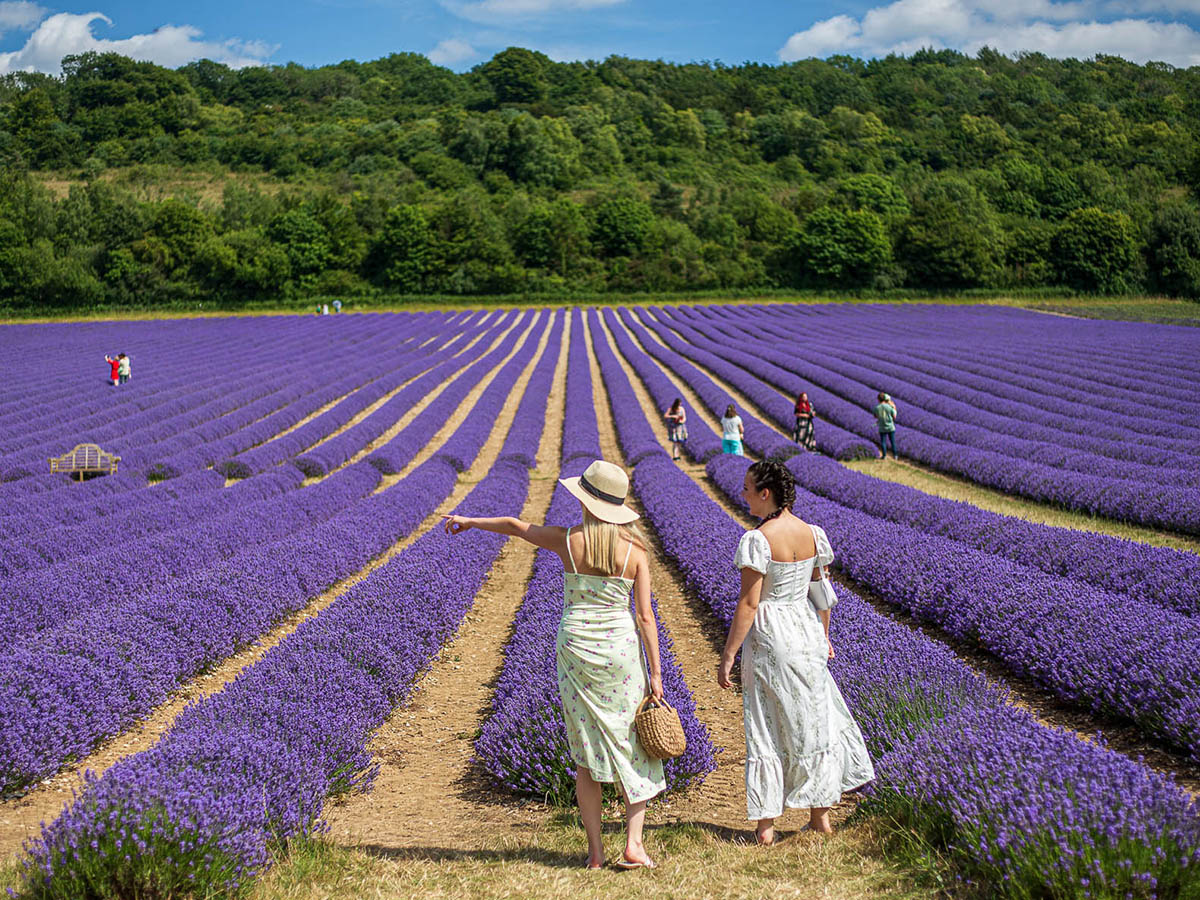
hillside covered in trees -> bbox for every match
[2,47,1200,308]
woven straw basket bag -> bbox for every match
[635,696,687,760]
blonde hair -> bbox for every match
[579,508,646,575]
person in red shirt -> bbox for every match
[792,391,816,451]
[105,354,121,386]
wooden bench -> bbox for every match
[49,443,121,481]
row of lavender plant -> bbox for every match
[497,312,566,468]
[595,309,722,462]
[219,313,491,479]
[16,314,559,897]
[717,307,1200,486]
[657,307,1200,535]
[474,319,716,802]
[292,312,531,477]
[3,315,422,482]
[0,316,546,794]
[786,451,1200,617]
[764,304,1200,447]
[613,403,1200,896]
[595,310,798,462]
[704,453,1200,763]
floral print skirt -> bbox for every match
[556,604,665,804]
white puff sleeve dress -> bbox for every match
[734,527,875,820]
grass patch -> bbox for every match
[0,858,24,897]
[844,458,1200,554]
[252,814,941,900]
[1023,297,1200,326]
[3,293,1196,326]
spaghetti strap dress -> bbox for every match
[735,525,875,820]
[556,529,666,804]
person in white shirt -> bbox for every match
[720,404,744,456]
[117,353,131,384]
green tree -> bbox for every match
[1147,202,1200,298]
[481,48,550,105]
[792,207,891,286]
[374,204,433,291]
[831,174,910,224]
[592,197,653,257]
[267,209,332,286]
[1050,207,1140,292]
[899,177,1004,288]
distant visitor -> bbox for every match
[118,353,131,384]
[104,354,121,386]
[873,392,898,459]
[721,405,744,456]
[792,391,816,452]
[664,398,688,461]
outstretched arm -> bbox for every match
[442,515,564,551]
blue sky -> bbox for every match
[2,0,1200,76]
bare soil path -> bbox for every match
[323,313,569,850]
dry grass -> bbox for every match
[844,458,1200,554]
[254,815,940,900]
[33,167,284,205]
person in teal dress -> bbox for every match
[443,459,666,869]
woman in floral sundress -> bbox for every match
[717,459,874,845]
[443,459,665,869]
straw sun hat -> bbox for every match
[559,460,640,525]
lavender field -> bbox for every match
[1,304,1198,899]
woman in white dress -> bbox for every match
[717,459,874,844]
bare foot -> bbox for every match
[754,826,776,846]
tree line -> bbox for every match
[2,46,1199,308]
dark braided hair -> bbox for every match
[747,459,795,522]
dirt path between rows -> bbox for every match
[323,314,569,850]
[0,312,549,862]
[610,312,1200,797]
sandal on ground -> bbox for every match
[613,852,657,869]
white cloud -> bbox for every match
[0,11,276,75]
[446,0,626,26]
[0,1,44,34]
[779,0,1200,66]
[428,37,477,64]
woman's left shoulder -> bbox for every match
[807,523,834,564]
